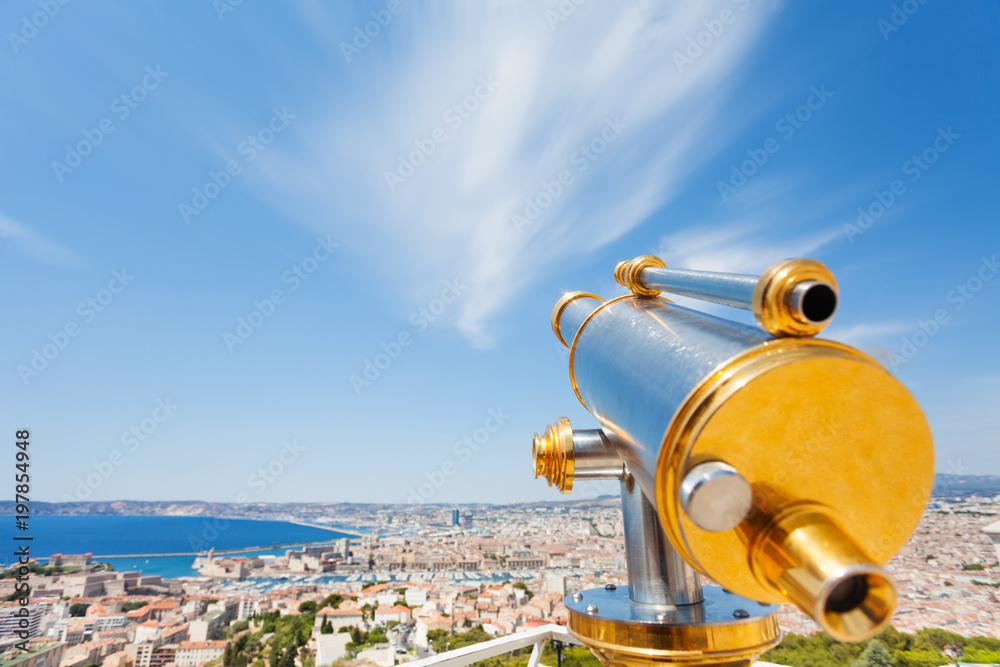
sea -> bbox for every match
[1,515,356,580]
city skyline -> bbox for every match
[2,1,998,504]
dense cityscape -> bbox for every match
[2,491,999,667]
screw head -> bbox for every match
[604,584,616,591]
[585,604,599,615]
[733,609,750,619]
[571,593,583,602]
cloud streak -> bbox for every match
[242,0,781,347]
[0,214,80,267]
[650,218,843,275]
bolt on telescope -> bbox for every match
[532,255,934,666]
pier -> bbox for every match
[286,520,366,538]
[47,531,361,561]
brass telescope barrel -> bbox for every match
[543,265,934,645]
[614,256,839,337]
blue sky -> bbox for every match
[2,1,997,505]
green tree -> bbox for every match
[851,640,895,667]
[122,601,148,612]
[69,603,91,617]
[233,634,249,654]
[893,650,949,667]
[966,637,1000,652]
[430,628,490,654]
[367,626,387,646]
[299,600,317,613]
[512,581,534,600]
[912,628,965,653]
[427,630,449,645]
[319,594,343,610]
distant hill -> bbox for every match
[0,497,617,517]
[2,475,996,516]
[932,473,1000,498]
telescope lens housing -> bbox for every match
[745,503,897,642]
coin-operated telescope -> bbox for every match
[532,256,933,666]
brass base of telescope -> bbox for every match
[655,337,933,640]
[566,586,780,667]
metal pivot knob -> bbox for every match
[532,419,625,494]
[680,461,753,532]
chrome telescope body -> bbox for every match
[533,256,934,666]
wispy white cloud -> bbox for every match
[821,321,917,364]
[242,0,784,347]
[822,321,913,346]
[644,165,881,276]
[0,214,81,267]
[649,219,842,274]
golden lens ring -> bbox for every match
[614,255,667,297]
[551,292,604,348]
[753,259,838,337]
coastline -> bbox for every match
[3,515,361,580]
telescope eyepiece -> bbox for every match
[826,573,869,613]
[790,279,838,325]
[746,503,898,643]
[817,568,896,642]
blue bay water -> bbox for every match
[2,515,354,579]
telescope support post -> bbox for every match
[535,422,781,666]
[620,473,703,607]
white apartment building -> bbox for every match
[0,603,42,639]
[175,640,227,666]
